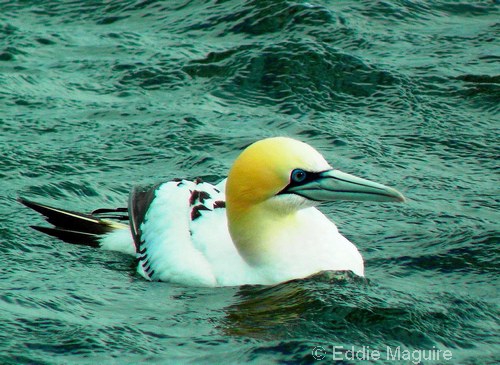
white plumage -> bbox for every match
[22,137,405,287]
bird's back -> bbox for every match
[130,179,253,286]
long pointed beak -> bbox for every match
[285,169,406,203]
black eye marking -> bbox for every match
[291,169,307,183]
[277,169,328,196]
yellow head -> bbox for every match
[226,137,331,215]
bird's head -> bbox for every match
[226,137,405,216]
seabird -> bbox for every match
[20,137,405,286]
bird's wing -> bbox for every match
[128,179,236,286]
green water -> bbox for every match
[1,1,499,364]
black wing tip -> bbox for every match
[19,197,117,235]
[129,183,162,252]
[30,225,101,247]
[18,197,38,209]
[18,197,62,217]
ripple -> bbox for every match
[1,0,498,364]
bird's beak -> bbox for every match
[285,169,405,203]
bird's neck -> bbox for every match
[227,202,302,267]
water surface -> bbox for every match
[1,1,499,364]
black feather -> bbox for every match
[31,226,100,247]
[19,198,120,246]
[91,207,129,221]
[128,183,162,252]
[19,198,115,235]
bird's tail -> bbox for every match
[19,198,134,254]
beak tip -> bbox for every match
[389,188,406,203]
[394,190,407,203]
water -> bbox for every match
[1,1,499,364]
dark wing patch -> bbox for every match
[91,207,129,221]
[198,191,211,203]
[142,262,155,278]
[19,198,114,235]
[18,198,123,247]
[129,179,225,282]
[189,190,200,205]
[213,200,225,209]
[128,183,162,253]
[191,204,211,221]
[31,226,101,247]
[189,190,212,205]
[137,242,156,279]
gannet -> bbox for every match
[20,137,405,287]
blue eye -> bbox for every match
[291,169,307,183]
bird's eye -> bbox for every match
[291,169,307,183]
